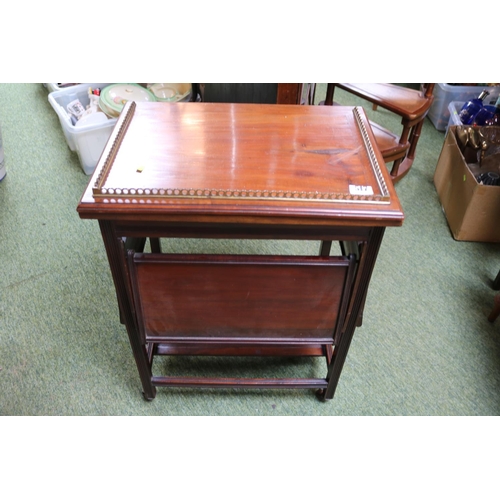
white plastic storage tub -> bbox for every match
[428,83,500,132]
[44,83,81,93]
[48,83,116,175]
[446,101,465,133]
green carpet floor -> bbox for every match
[1,83,499,416]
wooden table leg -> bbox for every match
[319,241,332,256]
[322,227,385,400]
[99,221,156,400]
[150,238,162,253]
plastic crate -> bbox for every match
[48,83,116,175]
[428,83,500,132]
[44,83,81,93]
[446,101,465,133]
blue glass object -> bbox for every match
[484,96,500,126]
[459,90,490,125]
[473,105,497,125]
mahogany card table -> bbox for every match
[77,101,404,401]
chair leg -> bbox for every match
[406,119,425,160]
[390,158,405,179]
[390,119,426,182]
[324,83,335,106]
[488,294,500,323]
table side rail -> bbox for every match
[114,221,371,242]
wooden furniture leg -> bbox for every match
[150,238,162,253]
[99,221,156,400]
[319,240,332,256]
[318,228,385,401]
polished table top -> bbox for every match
[78,102,404,227]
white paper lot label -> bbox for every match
[349,185,374,196]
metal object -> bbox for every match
[476,171,500,186]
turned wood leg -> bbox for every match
[324,84,335,106]
[390,158,404,179]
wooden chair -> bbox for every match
[323,84,435,183]
[191,83,309,105]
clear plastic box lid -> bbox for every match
[99,84,156,117]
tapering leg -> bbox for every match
[99,221,156,400]
[150,238,162,253]
[322,228,385,400]
[319,241,332,256]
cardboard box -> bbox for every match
[434,126,500,243]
